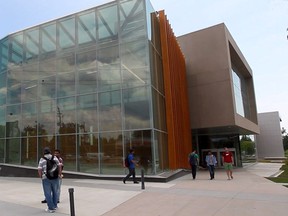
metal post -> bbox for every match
[69,188,75,216]
[141,168,145,190]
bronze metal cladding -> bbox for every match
[158,10,192,169]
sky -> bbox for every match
[0,0,288,131]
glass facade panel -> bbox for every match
[77,94,98,133]
[77,50,96,72]
[123,86,151,129]
[232,69,245,117]
[40,75,56,100]
[0,73,7,105]
[6,105,21,138]
[10,33,24,65]
[23,62,38,83]
[59,17,76,49]
[0,39,8,72]
[78,10,96,45]
[6,138,21,164]
[41,23,57,53]
[38,135,55,159]
[57,72,76,97]
[25,28,40,59]
[154,130,168,172]
[7,69,22,104]
[0,0,167,175]
[38,100,56,135]
[0,139,4,163]
[97,45,121,91]
[39,58,57,77]
[21,136,37,166]
[0,107,6,138]
[119,0,146,42]
[77,50,97,94]
[99,90,121,131]
[22,80,38,102]
[58,134,76,171]
[57,54,75,74]
[121,40,150,87]
[57,97,76,134]
[78,133,99,173]
[152,88,166,131]
[124,130,153,174]
[99,131,122,174]
[21,102,37,136]
[97,4,118,40]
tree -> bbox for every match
[240,135,255,156]
[282,127,288,151]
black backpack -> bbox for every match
[189,154,198,166]
[124,155,130,168]
[44,156,59,179]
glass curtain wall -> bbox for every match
[0,0,167,175]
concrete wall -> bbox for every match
[177,23,259,135]
[256,111,284,159]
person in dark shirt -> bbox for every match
[123,149,139,184]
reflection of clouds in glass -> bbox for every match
[100,106,121,131]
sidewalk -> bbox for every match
[0,163,287,216]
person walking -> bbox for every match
[123,149,139,184]
[222,147,234,180]
[188,150,199,180]
[38,147,62,213]
[205,151,217,180]
[41,149,64,204]
[54,149,64,203]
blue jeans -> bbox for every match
[57,178,62,201]
[42,178,59,210]
[207,165,215,179]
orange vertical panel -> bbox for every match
[158,11,192,169]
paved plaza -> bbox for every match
[0,163,287,216]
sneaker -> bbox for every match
[45,208,55,213]
[41,199,47,203]
[123,179,126,184]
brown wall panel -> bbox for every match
[158,11,192,169]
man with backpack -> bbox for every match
[41,149,64,204]
[38,147,62,213]
[123,149,139,184]
[188,149,199,180]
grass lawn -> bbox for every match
[266,162,288,185]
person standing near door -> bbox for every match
[188,150,199,180]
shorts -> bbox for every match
[224,163,233,170]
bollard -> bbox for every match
[68,188,75,216]
[141,168,145,190]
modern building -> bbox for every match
[177,24,260,167]
[0,0,191,176]
[255,111,284,159]
[0,0,259,177]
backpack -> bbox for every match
[44,156,59,179]
[124,155,130,168]
[189,153,198,166]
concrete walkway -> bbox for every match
[0,162,287,216]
